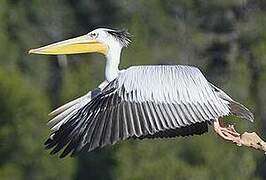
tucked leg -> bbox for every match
[213,118,241,145]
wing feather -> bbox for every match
[158,103,174,129]
[137,103,150,134]
[126,102,136,136]
[121,102,129,139]
[142,102,158,132]
[132,102,143,137]
[147,101,163,131]
[45,65,252,157]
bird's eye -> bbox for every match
[90,33,98,39]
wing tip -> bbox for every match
[48,110,57,116]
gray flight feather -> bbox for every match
[45,65,253,158]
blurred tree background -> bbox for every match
[0,0,266,179]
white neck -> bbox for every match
[105,45,122,82]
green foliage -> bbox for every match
[115,135,259,180]
[0,68,75,180]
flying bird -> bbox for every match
[29,28,254,158]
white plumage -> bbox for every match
[29,28,253,158]
[45,65,252,158]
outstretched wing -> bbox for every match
[46,81,108,132]
[45,65,244,158]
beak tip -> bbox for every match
[28,48,43,55]
[28,49,35,54]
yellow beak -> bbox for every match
[29,35,108,55]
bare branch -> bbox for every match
[238,132,266,154]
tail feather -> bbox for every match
[209,83,254,122]
[229,101,254,122]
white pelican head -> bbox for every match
[29,28,131,81]
[29,28,131,56]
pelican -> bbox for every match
[29,28,254,158]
